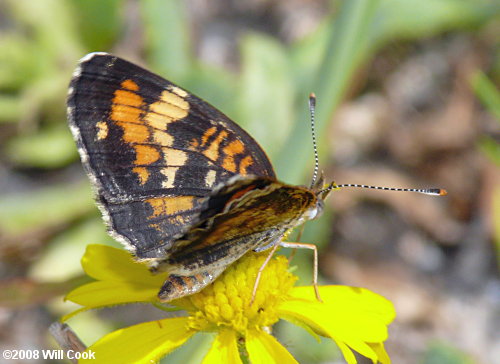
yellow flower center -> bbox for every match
[174,252,297,334]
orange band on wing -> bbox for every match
[146,196,195,218]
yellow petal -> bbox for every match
[202,330,241,364]
[279,314,320,342]
[65,280,159,307]
[335,340,357,364]
[61,307,89,322]
[280,300,383,341]
[290,286,395,324]
[81,245,166,285]
[338,338,377,362]
[80,317,194,363]
[279,286,395,363]
[282,286,394,341]
[246,330,298,364]
[279,301,379,360]
[369,343,391,364]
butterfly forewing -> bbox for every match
[68,53,275,259]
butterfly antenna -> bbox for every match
[319,182,447,196]
[309,93,319,189]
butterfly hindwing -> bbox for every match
[154,176,319,301]
[67,53,275,259]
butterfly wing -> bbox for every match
[67,53,275,259]
[155,177,319,301]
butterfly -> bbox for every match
[67,53,446,302]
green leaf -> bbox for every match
[238,33,295,159]
[182,64,238,120]
[471,70,500,120]
[374,0,498,44]
[0,34,38,89]
[5,125,78,168]
[0,182,95,238]
[0,96,23,123]
[6,0,83,60]
[71,0,125,50]
[140,0,192,81]
[277,0,381,183]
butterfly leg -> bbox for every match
[287,226,306,265]
[158,267,225,302]
[280,242,322,302]
[250,242,280,305]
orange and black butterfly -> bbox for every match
[67,53,446,302]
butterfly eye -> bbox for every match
[303,198,324,221]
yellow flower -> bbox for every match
[64,245,395,363]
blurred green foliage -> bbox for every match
[472,71,500,120]
[0,0,497,172]
[472,70,500,269]
[473,70,500,165]
[422,341,476,364]
[0,182,94,238]
[72,0,125,51]
[0,0,498,363]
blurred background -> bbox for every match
[0,0,499,363]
